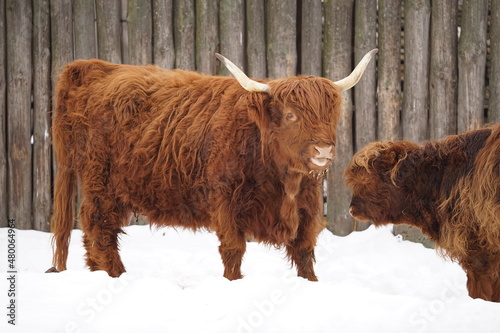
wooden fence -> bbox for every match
[1,1,499,244]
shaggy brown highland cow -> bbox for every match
[344,124,500,301]
[48,50,377,281]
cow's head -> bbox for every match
[216,50,377,177]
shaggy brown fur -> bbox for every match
[344,124,500,301]
[49,58,348,281]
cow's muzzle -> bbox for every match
[310,145,334,168]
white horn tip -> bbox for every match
[215,53,270,93]
[333,48,378,92]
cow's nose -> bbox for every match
[314,145,334,159]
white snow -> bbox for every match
[1,225,500,333]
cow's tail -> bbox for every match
[50,163,76,272]
[48,64,80,273]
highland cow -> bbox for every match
[344,124,500,301]
[48,50,377,281]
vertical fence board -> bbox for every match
[402,0,430,142]
[490,0,500,124]
[300,0,322,76]
[174,0,196,70]
[324,0,355,235]
[377,0,402,141]
[96,0,122,63]
[246,0,267,78]
[457,0,488,132]
[353,0,377,231]
[266,0,297,78]
[153,0,175,69]
[128,0,153,65]
[195,0,218,74]
[50,0,74,227]
[218,0,245,76]
[7,0,33,229]
[73,0,97,59]
[0,0,7,227]
[429,0,458,140]
[50,0,74,94]
[396,0,431,245]
[33,0,52,232]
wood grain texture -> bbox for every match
[96,0,122,63]
[7,0,33,229]
[377,0,402,141]
[324,0,355,236]
[266,0,297,78]
[457,0,488,132]
[33,0,52,231]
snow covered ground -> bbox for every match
[1,224,499,333]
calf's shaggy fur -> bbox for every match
[344,124,500,301]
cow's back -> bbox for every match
[54,60,236,227]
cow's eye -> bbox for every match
[286,112,297,121]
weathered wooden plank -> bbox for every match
[33,0,52,232]
[0,0,7,227]
[195,0,218,74]
[95,0,122,63]
[73,0,97,59]
[174,0,196,70]
[50,0,74,92]
[402,0,430,142]
[429,0,457,140]
[300,0,322,76]
[128,0,153,65]
[353,0,377,231]
[324,0,355,236]
[457,0,488,132]
[377,0,402,141]
[490,0,500,124]
[266,0,297,78]
[7,0,33,229]
[246,0,266,79]
[153,0,175,69]
[50,0,74,227]
[218,0,245,76]
[397,0,431,245]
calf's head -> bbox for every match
[344,141,421,225]
[216,50,377,176]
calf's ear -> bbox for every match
[386,144,420,186]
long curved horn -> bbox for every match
[333,49,378,92]
[215,53,270,93]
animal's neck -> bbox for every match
[397,148,444,241]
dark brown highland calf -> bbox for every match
[48,50,376,281]
[344,124,500,301]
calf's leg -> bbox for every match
[466,269,494,301]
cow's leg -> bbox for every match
[286,244,318,281]
[79,195,128,278]
[215,225,246,280]
[286,215,322,281]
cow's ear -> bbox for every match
[246,93,272,128]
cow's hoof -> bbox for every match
[45,267,59,273]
